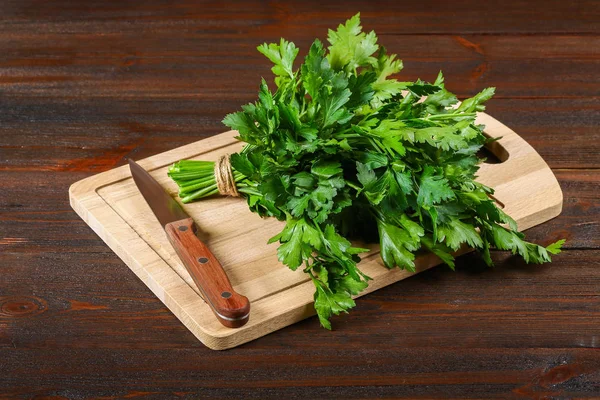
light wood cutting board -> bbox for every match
[69,112,563,350]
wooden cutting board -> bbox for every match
[69,112,562,350]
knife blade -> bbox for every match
[128,159,250,328]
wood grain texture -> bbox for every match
[1,0,599,397]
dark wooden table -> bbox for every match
[1,1,599,398]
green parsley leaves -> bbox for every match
[168,13,564,329]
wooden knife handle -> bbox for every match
[165,218,250,328]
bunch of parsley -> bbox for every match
[168,13,564,329]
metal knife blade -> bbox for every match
[128,159,190,227]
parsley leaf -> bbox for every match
[257,38,299,87]
[327,12,378,72]
[417,166,455,206]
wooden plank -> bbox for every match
[68,112,563,349]
[1,34,597,62]
[1,344,599,398]
[1,343,599,398]
[2,268,600,397]
[0,0,597,34]
[1,249,598,346]
[0,32,598,100]
[0,51,596,99]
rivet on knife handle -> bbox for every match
[165,217,250,328]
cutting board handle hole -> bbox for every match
[488,194,505,209]
[481,131,510,164]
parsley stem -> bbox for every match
[368,137,385,154]
[424,112,476,120]
[238,187,261,196]
[180,184,219,203]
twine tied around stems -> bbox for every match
[214,154,239,197]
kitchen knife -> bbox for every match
[128,159,250,328]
